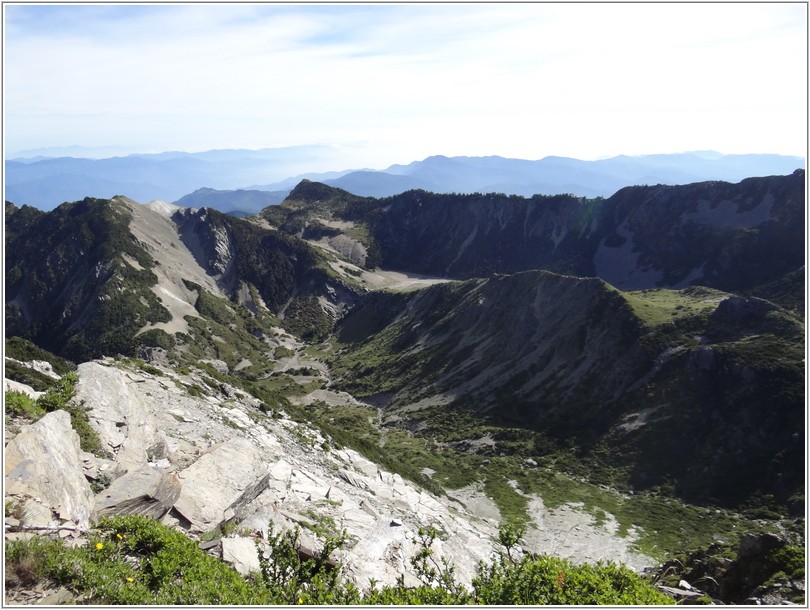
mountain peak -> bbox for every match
[286,179,352,203]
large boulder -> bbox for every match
[221,536,262,576]
[4,410,95,527]
[172,437,273,532]
[4,378,44,400]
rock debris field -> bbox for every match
[4,357,654,598]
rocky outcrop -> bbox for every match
[173,437,276,532]
[4,346,671,592]
[4,410,95,528]
[221,536,262,576]
[173,207,237,286]
[651,531,805,605]
[74,364,165,474]
[5,359,502,589]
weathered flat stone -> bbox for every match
[340,469,370,490]
[173,437,271,531]
[222,536,261,576]
[94,466,181,520]
[39,587,74,605]
[199,538,221,551]
[75,362,163,472]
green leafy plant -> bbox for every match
[255,521,353,604]
[4,514,674,605]
[5,390,46,421]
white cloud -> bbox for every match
[4,3,806,163]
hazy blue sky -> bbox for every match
[4,3,806,168]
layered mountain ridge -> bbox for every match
[6,149,803,212]
[270,170,804,303]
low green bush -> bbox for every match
[4,516,672,605]
[36,372,106,456]
[5,390,46,420]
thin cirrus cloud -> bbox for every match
[3,3,806,166]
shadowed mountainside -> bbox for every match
[265,170,804,311]
[331,271,804,510]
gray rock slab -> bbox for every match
[75,362,162,472]
[4,410,95,527]
[173,437,271,531]
[94,466,181,520]
[221,536,261,576]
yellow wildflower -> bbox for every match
[117,533,123,540]
[126,577,134,583]
[95,542,104,550]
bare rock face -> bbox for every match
[4,410,95,527]
[73,363,163,473]
[94,466,181,520]
[65,359,501,589]
[173,437,274,532]
[5,356,661,590]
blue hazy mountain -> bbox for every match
[4,146,353,210]
[5,149,803,211]
[322,152,805,198]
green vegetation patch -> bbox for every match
[4,371,107,457]
[37,372,108,457]
[5,336,77,376]
[5,390,46,420]
[622,286,726,328]
[4,515,671,605]
[3,360,59,392]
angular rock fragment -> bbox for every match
[93,466,181,520]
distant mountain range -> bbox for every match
[5,149,804,212]
[316,152,806,199]
[3,145,353,211]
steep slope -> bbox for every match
[593,171,805,292]
[333,271,644,424]
[612,293,804,507]
[263,171,804,309]
[5,197,173,361]
[331,271,804,510]
[366,190,599,278]
[5,196,360,362]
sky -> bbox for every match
[3,2,807,170]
